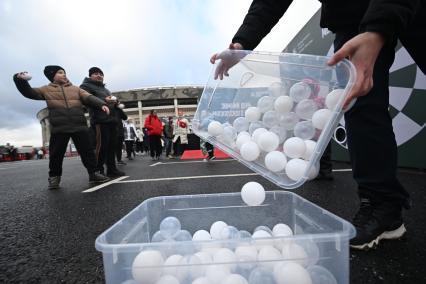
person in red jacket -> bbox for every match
[144,110,163,160]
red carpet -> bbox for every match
[180,149,230,160]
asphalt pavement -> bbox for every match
[0,155,425,283]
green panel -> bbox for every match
[401,89,426,125]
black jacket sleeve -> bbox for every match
[360,0,421,41]
[232,0,292,50]
[13,74,45,100]
[118,108,128,121]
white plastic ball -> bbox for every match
[258,246,282,268]
[236,134,252,150]
[306,265,338,284]
[294,121,315,140]
[132,250,164,284]
[233,117,249,132]
[240,141,260,161]
[269,81,287,97]
[273,262,312,284]
[151,230,168,242]
[252,230,273,249]
[194,251,213,265]
[210,221,228,240]
[290,82,312,102]
[20,72,32,81]
[312,109,332,130]
[302,140,317,160]
[254,225,272,235]
[257,96,275,113]
[273,223,293,237]
[274,95,294,114]
[264,151,287,172]
[285,158,308,181]
[160,217,181,238]
[219,225,240,240]
[258,132,280,152]
[235,246,258,262]
[325,89,344,110]
[213,248,237,269]
[163,254,183,277]
[283,137,306,159]
[155,275,180,284]
[262,110,279,128]
[173,230,192,242]
[269,126,287,143]
[248,267,276,284]
[176,254,204,280]
[295,99,318,120]
[192,277,212,284]
[205,265,231,284]
[279,112,299,130]
[251,128,268,144]
[241,181,265,206]
[208,121,224,136]
[282,243,309,266]
[248,121,265,135]
[222,274,248,284]
[245,107,261,122]
[223,126,237,142]
[193,230,212,241]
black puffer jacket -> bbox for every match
[233,0,422,50]
[80,77,119,125]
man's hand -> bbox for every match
[210,43,245,80]
[16,71,32,81]
[327,32,385,109]
[102,105,110,115]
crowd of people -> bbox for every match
[13,66,195,189]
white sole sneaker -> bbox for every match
[350,224,406,250]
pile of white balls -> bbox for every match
[130,215,337,284]
[205,81,344,182]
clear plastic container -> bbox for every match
[192,51,355,189]
[96,191,355,284]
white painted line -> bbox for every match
[82,176,129,193]
[0,167,18,170]
[149,159,234,167]
[332,169,352,172]
[117,173,259,183]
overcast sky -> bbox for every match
[0,0,320,147]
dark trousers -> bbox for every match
[206,142,214,158]
[149,135,162,158]
[319,142,332,175]
[173,137,187,156]
[116,135,124,162]
[335,32,411,206]
[49,130,96,177]
[124,140,134,158]
[94,123,117,173]
[164,137,173,156]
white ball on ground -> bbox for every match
[274,95,293,114]
[325,88,344,110]
[312,109,332,130]
[132,250,164,284]
[258,131,280,152]
[240,141,260,161]
[245,107,261,122]
[208,121,224,136]
[241,181,265,206]
[285,158,308,181]
[264,151,287,172]
[283,137,306,159]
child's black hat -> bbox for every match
[44,65,65,82]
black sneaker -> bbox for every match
[350,199,406,250]
[208,156,216,161]
[48,176,61,190]
[107,169,125,178]
[89,173,110,185]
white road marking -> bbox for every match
[82,176,129,193]
[0,167,18,170]
[149,159,234,167]
[117,173,259,183]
